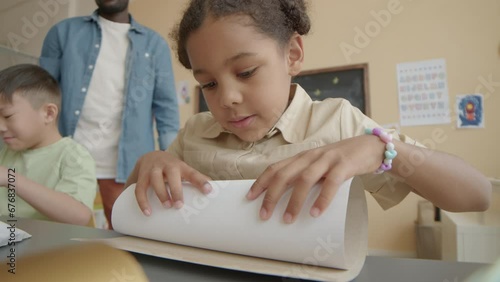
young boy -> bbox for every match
[40,0,180,230]
[0,64,97,226]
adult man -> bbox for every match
[40,0,179,229]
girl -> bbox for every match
[125,0,491,223]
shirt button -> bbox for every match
[88,65,94,70]
[145,53,150,58]
[95,44,100,48]
[75,110,80,116]
[81,87,87,92]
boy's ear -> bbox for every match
[41,103,59,123]
[287,33,304,76]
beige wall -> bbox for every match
[0,0,97,57]
[131,0,500,257]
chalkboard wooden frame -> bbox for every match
[194,63,370,116]
[193,85,206,114]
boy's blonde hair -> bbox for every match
[0,64,61,112]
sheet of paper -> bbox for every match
[0,220,31,247]
[397,58,451,126]
[111,178,368,280]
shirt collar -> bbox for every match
[86,10,144,33]
[200,119,229,138]
[199,84,313,144]
[273,84,314,143]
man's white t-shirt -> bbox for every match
[74,16,130,179]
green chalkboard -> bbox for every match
[195,63,370,116]
[292,63,370,116]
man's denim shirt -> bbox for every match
[40,11,179,183]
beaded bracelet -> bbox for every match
[364,128,397,174]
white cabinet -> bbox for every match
[441,210,500,263]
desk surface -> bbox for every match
[0,217,488,282]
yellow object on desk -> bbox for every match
[0,242,148,282]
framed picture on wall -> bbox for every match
[194,63,370,116]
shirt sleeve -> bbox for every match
[166,127,185,161]
[39,24,62,81]
[151,36,180,150]
[54,142,97,211]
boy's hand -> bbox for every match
[247,135,385,223]
[125,151,212,216]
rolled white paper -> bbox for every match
[112,178,367,270]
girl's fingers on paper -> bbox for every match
[259,150,324,222]
[259,157,314,220]
[165,169,183,209]
[248,158,294,200]
[181,166,212,194]
[135,167,152,216]
[150,168,171,208]
[283,183,312,224]
[284,159,329,223]
[259,182,288,221]
[312,170,348,217]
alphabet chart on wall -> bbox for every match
[396,58,451,126]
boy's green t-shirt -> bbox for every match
[0,137,97,221]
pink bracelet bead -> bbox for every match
[365,128,397,174]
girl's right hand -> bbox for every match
[125,151,213,216]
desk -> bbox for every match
[0,217,488,282]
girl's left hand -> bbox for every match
[246,134,386,223]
